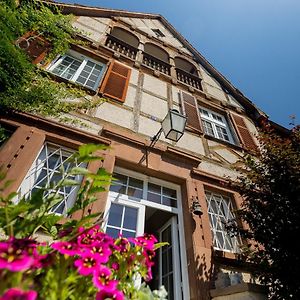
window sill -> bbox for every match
[203,133,244,152]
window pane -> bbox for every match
[162,187,176,198]
[127,187,143,198]
[202,120,214,137]
[106,227,120,239]
[107,203,123,227]
[123,206,138,230]
[75,60,104,90]
[162,196,177,208]
[110,184,126,194]
[113,173,127,185]
[52,56,81,80]
[122,230,136,238]
[129,177,143,189]
[148,183,161,194]
[147,192,161,204]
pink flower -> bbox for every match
[92,266,116,290]
[51,241,79,256]
[74,252,100,276]
[96,289,124,300]
[129,234,157,250]
[0,238,37,272]
[89,242,112,263]
[114,238,130,253]
[111,262,119,271]
[0,288,37,300]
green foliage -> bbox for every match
[0,0,101,117]
[230,125,300,299]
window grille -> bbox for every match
[205,191,240,252]
[19,143,86,215]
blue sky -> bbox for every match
[60,0,300,127]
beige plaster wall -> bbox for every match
[143,74,168,98]
[199,160,238,180]
[73,16,110,42]
[140,92,168,120]
[94,102,133,130]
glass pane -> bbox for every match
[122,230,136,238]
[127,187,143,198]
[168,274,174,300]
[109,184,126,194]
[106,227,120,239]
[162,187,176,198]
[123,206,138,230]
[107,203,123,227]
[148,183,161,194]
[113,173,127,185]
[147,192,161,204]
[162,226,172,244]
[128,177,143,189]
[162,196,177,208]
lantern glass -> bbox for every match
[161,109,187,142]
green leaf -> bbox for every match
[78,144,108,157]
[154,242,169,250]
[59,179,80,187]
[69,167,90,175]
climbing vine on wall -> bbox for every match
[0,0,102,117]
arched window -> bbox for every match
[174,57,202,90]
[143,43,170,75]
[106,27,139,59]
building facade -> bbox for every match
[0,3,268,299]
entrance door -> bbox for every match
[158,217,182,300]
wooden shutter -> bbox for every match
[100,61,131,103]
[16,31,51,65]
[230,114,257,150]
[181,91,203,133]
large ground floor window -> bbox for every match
[103,167,190,300]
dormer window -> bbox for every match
[151,28,165,38]
[199,107,235,144]
[48,50,106,90]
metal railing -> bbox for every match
[176,68,202,90]
[142,52,171,75]
[105,34,138,59]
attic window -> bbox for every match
[151,28,165,38]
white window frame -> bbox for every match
[199,107,235,144]
[103,167,190,300]
[18,143,86,215]
[47,49,106,90]
[205,191,241,253]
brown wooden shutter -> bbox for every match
[16,31,51,65]
[230,114,257,150]
[100,61,131,103]
[181,91,203,133]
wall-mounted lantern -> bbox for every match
[150,109,187,146]
[191,196,203,216]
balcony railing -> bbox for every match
[105,34,138,59]
[176,68,202,90]
[142,52,171,75]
